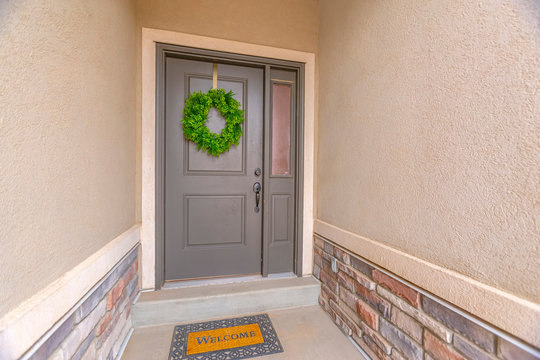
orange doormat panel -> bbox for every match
[169,314,283,360]
[186,323,264,355]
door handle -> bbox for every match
[253,182,261,213]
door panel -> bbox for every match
[185,77,247,174]
[184,195,245,247]
[271,194,290,243]
[265,69,297,274]
[164,58,264,281]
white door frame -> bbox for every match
[141,27,315,289]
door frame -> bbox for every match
[141,28,315,290]
[156,44,304,287]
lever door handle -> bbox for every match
[253,182,261,213]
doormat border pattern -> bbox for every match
[168,314,284,360]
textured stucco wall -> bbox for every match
[0,0,137,317]
[317,0,540,303]
[136,0,318,53]
[135,0,319,221]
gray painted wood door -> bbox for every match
[164,58,264,281]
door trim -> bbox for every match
[156,45,302,286]
[141,28,315,290]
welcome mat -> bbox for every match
[168,314,284,360]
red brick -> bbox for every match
[338,287,358,311]
[313,264,321,280]
[338,262,376,290]
[319,296,331,315]
[351,256,374,278]
[355,334,392,360]
[94,311,120,348]
[423,296,495,352]
[321,283,339,304]
[323,241,334,255]
[363,332,393,360]
[327,308,337,321]
[321,249,333,261]
[390,307,422,344]
[359,320,393,355]
[107,279,126,310]
[322,296,336,318]
[373,269,419,307]
[314,236,324,249]
[425,330,466,360]
[498,337,538,360]
[355,282,391,319]
[329,299,362,336]
[453,335,496,360]
[339,299,364,330]
[321,257,334,276]
[125,266,135,285]
[391,349,407,360]
[320,270,338,293]
[329,301,352,335]
[356,299,379,330]
[337,271,355,292]
[334,315,353,336]
[314,246,323,256]
[334,247,350,265]
[380,319,422,360]
[314,253,323,267]
[95,312,112,336]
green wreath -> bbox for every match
[181,88,245,157]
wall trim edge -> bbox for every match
[314,219,540,349]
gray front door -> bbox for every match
[164,58,264,281]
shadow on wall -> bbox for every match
[0,1,16,32]
[523,0,540,31]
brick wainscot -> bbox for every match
[23,247,139,360]
[313,236,540,360]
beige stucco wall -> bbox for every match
[317,0,540,303]
[0,0,137,317]
[136,0,318,53]
[135,0,319,221]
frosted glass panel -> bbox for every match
[272,84,291,175]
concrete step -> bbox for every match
[132,277,321,328]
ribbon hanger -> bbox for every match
[212,63,218,89]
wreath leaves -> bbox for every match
[181,88,245,157]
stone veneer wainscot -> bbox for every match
[313,236,540,360]
[23,247,139,360]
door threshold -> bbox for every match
[162,272,297,290]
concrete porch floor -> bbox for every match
[121,306,364,360]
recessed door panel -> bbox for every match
[185,195,245,247]
[271,195,290,243]
[185,77,246,174]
